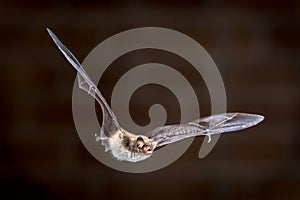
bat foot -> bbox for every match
[95,133,109,142]
[95,133,102,142]
[206,133,211,143]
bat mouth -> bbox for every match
[143,145,153,154]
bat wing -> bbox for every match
[147,124,207,148]
[47,28,120,138]
[147,113,264,148]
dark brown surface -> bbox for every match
[1,1,300,199]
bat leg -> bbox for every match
[95,133,101,142]
[206,133,212,143]
[95,133,107,142]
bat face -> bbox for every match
[106,130,157,162]
[122,135,156,154]
[47,28,264,163]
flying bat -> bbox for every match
[47,28,264,162]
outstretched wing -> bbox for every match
[47,28,120,137]
[147,124,207,147]
[147,113,264,148]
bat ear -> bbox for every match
[119,130,125,139]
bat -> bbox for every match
[47,28,264,162]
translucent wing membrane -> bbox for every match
[47,28,120,138]
[148,113,264,147]
[147,124,207,147]
[191,112,264,132]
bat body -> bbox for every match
[100,130,157,162]
[47,28,264,162]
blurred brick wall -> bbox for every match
[1,0,300,199]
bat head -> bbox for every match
[134,135,157,154]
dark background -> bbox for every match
[1,0,300,199]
